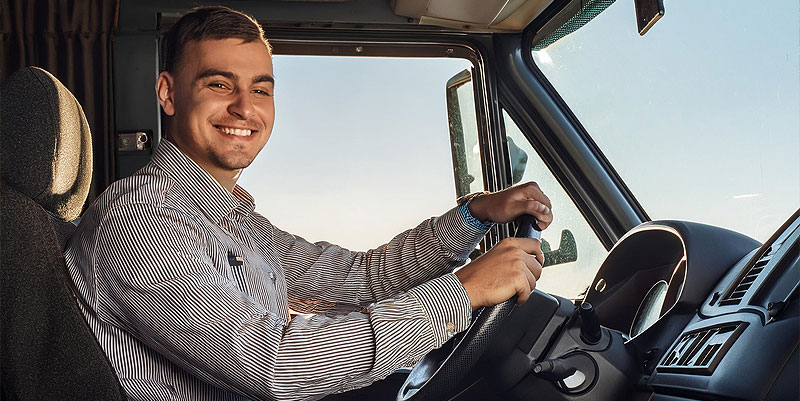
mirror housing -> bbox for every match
[543,229,578,267]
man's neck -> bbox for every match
[205,166,241,193]
[165,138,240,193]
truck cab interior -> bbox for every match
[2,0,798,400]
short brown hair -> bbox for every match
[162,6,271,73]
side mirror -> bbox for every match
[542,229,578,267]
[507,136,528,185]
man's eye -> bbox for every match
[209,83,229,90]
[252,89,273,97]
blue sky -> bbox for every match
[240,0,799,251]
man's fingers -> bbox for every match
[516,288,530,305]
[509,237,543,256]
[461,233,547,309]
[523,263,538,288]
[520,242,544,267]
[516,267,537,305]
[518,182,552,208]
[516,182,552,229]
[523,199,553,229]
[477,181,554,225]
[525,252,543,280]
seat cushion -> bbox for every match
[0,184,126,401]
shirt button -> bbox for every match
[445,321,456,337]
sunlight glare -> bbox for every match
[534,49,553,65]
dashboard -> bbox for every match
[459,210,799,401]
[645,213,800,400]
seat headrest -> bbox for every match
[1,67,93,222]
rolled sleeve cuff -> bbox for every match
[407,273,472,348]
[433,206,492,260]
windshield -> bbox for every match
[532,1,800,242]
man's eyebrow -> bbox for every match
[253,74,275,84]
[195,69,236,81]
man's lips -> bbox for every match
[213,125,259,137]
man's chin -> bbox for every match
[211,153,257,171]
[221,159,255,171]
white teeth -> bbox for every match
[218,126,252,137]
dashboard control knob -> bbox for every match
[579,302,602,345]
[531,353,598,394]
[532,358,577,381]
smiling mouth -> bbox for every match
[214,125,256,137]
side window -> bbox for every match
[445,70,484,198]
[237,55,478,251]
[503,110,608,298]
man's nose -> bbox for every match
[227,90,255,120]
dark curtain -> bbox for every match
[1,0,119,202]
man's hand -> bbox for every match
[467,181,553,229]
[455,237,543,310]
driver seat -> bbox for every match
[0,67,127,400]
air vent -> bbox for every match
[719,215,799,306]
[658,323,746,375]
[719,249,772,306]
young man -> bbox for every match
[66,6,553,401]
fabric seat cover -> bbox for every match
[1,66,126,401]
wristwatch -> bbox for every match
[455,191,490,207]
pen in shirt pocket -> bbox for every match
[227,251,244,266]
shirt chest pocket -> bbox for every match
[221,249,283,313]
[226,250,251,294]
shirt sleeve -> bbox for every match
[274,205,490,305]
[93,203,472,401]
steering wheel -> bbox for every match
[396,215,541,401]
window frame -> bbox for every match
[486,32,647,249]
[262,27,512,247]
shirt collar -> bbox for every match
[150,140,256,223]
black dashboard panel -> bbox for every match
[649,310,798,400]
[582,226,687,334]
[584,219,761,344]
[646,211,800,400]
[455,212,798,401]
[701,215,800,321]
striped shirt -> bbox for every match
[65,140,490,401]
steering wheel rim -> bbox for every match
[397,298,516,401]
[397,215,540,401]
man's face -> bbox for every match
[158,38,275,176]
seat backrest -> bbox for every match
[1,67,126,400]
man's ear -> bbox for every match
[156,71,176,116]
